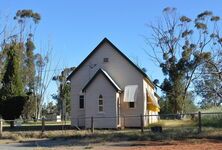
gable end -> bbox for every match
[82,69,122,93]
[67,38,155,88]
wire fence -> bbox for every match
[71,113,200,133]
[0,118,73,133]
[0,111,222,138]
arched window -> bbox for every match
[99,95,103,112]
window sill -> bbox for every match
[128,107,136,109]
[98,112,105,114]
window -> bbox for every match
[103,58,109,62]
[129,102,135,108]
[79,95,84,109]
[99,95,103,112]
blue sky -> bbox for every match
[1,0,222,103]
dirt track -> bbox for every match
[1,138,222,150]
[33,139,222,150]
[108,140,222,150]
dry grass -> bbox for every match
[1,118,221,143]
[148,119,197,128]
[3,120,71,127]
[1,127,222,143]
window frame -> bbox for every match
[103,57,109,63]
[128,102,135,108]
[79,95,84,109]
[98,95,104,112]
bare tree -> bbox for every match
[0,14,13,80]
[34,45,59,120]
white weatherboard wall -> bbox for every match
[84,73,117,128]
[98,43,144,127]
[143,79,159,126]
[71,41,147,127]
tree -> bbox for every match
[34,53,49,119]
[25,36,36,92]
[0,41,24,100]
[183,92,197,113]
[34,49,58,120]
[146,8,218,113]
[0,15,9,81]
[22,93,36,120]
[158,96,171,115]
[0,96,27,127]
[159,92,197,115]
[0,10,55,122]
[13,9,40,88]
[52,67,75,120]
[42,101,57,117]
[22,35,37,119]
[13,10,41,119]
[0,40,25,127]
[14,9,40,43]
[195,49,222,108]
[13,9,40,84]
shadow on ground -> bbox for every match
[15,133,222,149]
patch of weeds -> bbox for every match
[84,146,93,149]
[10,134,23,141]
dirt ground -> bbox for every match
[33,139,222,150]
[107,140,222,150]
[1,138,222,150]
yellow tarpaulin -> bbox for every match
[147,90,160,112]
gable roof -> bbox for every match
[82,69,122,92]
[67,38,155,88]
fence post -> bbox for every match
[63,120,66,131]
[0,117,2,138]
[198,111,202,133]
[91,116,94,133]
[42,117,45,133]
[140,114,144,133]
[61,120,64,131]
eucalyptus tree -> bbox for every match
[146,7,219,113]
[13,10,41,119]
[195,42,222,108]
[52,67,75,120]
[0,10,42,120]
